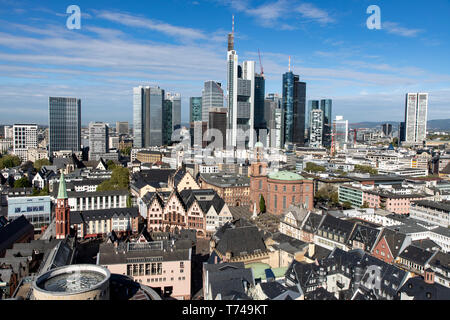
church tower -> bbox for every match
[249,141,268,213]
[55,172,70,239]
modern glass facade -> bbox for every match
[189,97,202,123]
[48,97,81,157]
[162,99,173,145]
[320,99,332,147]
[282,72,305,147]
[133,86,164,147]
[309,109,323,148]
[7,196,52,229]
[405,93,428,143]
[166,92,181,133]
[254,73,266,131]
[89,122,109,161]
[203,81,224,126]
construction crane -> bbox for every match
[258,49,264,78]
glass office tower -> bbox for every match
[254,73,266,131]
[190,97,202,123]
[133,86,164,148]
[48,97,81,158]
[282,72,306,147]
[162,99,173,145]
[320,99,332,147]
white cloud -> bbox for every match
[382,21,423,37]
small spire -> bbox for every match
[57,172,68,200]
[289,56,291,72]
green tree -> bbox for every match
[127,194,133,208]
[361,201,370,209]
[14,177,31,188]
[106,160,116,170]
[305,162,326,173]
[354,164,378,175]
[342,201,353,210]
[97,167,130,191]
[0,155,21,169]
[121,146,132,156]
[259,195,266,213]
[34,159,51,171]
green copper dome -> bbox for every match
[268,171,304,181]
[57,172,68,200]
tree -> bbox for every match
[305,162,326,173]
[354,164,378,175]
[392,137,399,148]
[361,201,370,209]
[121,146,132,156]
[259,195,266,213]
[97,167,130,191]
[34,159,51,171]
[127,194,133,208]
[14,177,31,188]
[342,201,353,210]
[0,155,21,169]
[106,160,116,170]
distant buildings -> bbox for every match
[382,123,393,137]
[12,124,38,161]
[332,116,348,151]
[165,92,181,134]
[208,108,227,149]
[48,97,81,158]
[116,121,129,135]
[404,93,428,144]
[202,81,223,126]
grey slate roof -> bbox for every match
[399,276,450,300]
[70,207,139,225]
[214,223,267,257]
[399,245,436,266]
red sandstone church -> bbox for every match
[249,144,314,215]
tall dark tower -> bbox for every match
[55,172,70,239]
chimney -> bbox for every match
[308,243,315,258]
[424,268,435,285]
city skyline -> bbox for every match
[0,0,449,125]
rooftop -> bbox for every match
[268,171,304,181]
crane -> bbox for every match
[258,49,264,78]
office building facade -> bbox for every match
[202,81,223,127]
[405,93,428,144]
[309,109,324,148]
[89,122,109,161]
[13,124,38,161]
[282,71,306,147]
[133,86,164,148]
[116,122,129,135]
[254,73,266,133]
[189,97,202,123]
[208,107,227,149]
[48,97,81,157]
[333,116,348,151]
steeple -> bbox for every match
[57,172,68,200]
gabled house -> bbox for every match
[314,214,356,251]
[347,223,381,253]
[300,212,325,243]
[371,228,411,263]
[279,205,310,240]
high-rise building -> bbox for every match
[49,97,81,158]
[165,92,181,132]
[309,109,323,148]
[202,81,224,127]
[265,94,283,149]
[282,64,306,147]
[399,122,406,143]
[133,86,164,148]
[254,73,266,133]
[382,123,393,137]
[226,17,255,149]
[208,107,227,149]
[162,99,173,145]
[320,99,332,147]
[333,116,348,151]
[89,122,109,161]
[4,126,13,140]
[13,124,38,161]
[116,122,129,135]
[189,97,202,123]
[306,100,319,131]
[405,93,428,144]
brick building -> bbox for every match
[198,173,250,207]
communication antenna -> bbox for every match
[289,56,291,72]
[258,49,264,78]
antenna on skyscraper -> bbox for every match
[258,49,264,78]
[232,14,235,34]
[228,15,235,51]
[289,56,291,72]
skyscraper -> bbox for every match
[306,100,319,131]
[133,86,164,148]
[309,109,323,148]
[265,94,283,148]
[282,61,306,147]
[49,97,81,158]
[89,122,109,161]
[165,92,181,132]
[189,97,202,123]
[320,99,332,147]
[208,107,227,149]
[202,81,223,126]
[13,124,38,161]
[382,123,393,137]
[254,73,266,133]
[226,17,255,149]
[162,99,173,145]
[405,93,428,144]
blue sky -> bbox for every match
[0,0,449,125]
